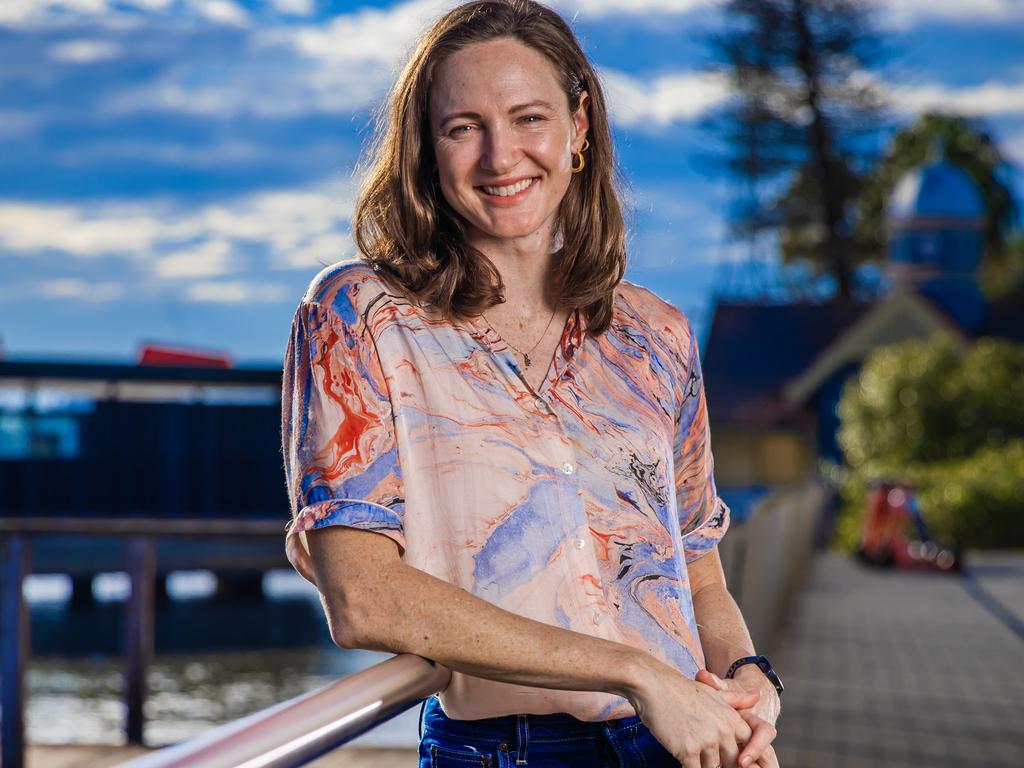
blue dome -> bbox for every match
[888,160,984,222]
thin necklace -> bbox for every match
[481,307,558,369]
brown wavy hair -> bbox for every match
[352,0,627,335]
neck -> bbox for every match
[469,226,560,317]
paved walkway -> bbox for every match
[771,551,1024,768]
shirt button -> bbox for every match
[534,397,548,411]
[574,538,586,549]
[593,612,604,625]
[562,463,575,475]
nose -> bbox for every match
[480,124,520,175]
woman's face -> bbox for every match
[429,37,589,253]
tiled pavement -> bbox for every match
[771,552,1024,768]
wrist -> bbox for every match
[733,664,771,690]
[614,648,670,708]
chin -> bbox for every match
[474,215,548,242]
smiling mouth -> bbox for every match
[478,177,538,197]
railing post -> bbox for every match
[1,534,31,768]
[125,537,155,745]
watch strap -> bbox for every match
[724,655,784,696]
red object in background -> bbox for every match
[856,480,962,572]
[137,343,233,368]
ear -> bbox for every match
[572,90,590,151]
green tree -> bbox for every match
[980,229,1024,301]
[834,333,1024,548]
[707,0,885,300]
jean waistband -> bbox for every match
[419,695,644,743]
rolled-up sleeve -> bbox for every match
[281,297,405,584]
[673,318,730,563]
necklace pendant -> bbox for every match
[523,353,532,368]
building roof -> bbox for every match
[888,159,985,223]
[702,301,868,425]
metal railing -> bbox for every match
[116,654,450,768]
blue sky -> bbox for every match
[1,0,1022,365]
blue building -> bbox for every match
[702,153,1023,523]
[0,352,288,589]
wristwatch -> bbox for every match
[725,655,784,697]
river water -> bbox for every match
[20,570,422,748]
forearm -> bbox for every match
[324,554,662,704]
[691,580,756,678]
[692,580,780,722]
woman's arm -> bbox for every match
[307,525,761,768]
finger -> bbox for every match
[737,719,777,767]
[695,669,723,689]
[718,687,760,710]
[719,738,740,768]
[755,744,779,768]
[699,746,720,768]
[731,711,754,746]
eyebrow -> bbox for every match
[438,100,557,128]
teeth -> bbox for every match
[483,178,535,197]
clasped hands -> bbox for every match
[695,667,780,768]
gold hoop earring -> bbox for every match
[571,139,590,174]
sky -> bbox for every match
[0,0,1022,365]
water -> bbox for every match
[17,570,423,748]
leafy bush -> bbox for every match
[834,333,1024,549]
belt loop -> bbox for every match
[515,714,529,765]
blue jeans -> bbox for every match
[417,695,680,767]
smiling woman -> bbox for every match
[280,2,781,768]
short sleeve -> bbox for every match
[281,297,405,585]
[673,318,730,563]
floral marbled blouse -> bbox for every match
[282,260,729,721]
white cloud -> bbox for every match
[0,202,169,257]
[41,278,126,301]
[49,38,121,62]
[155,239,236,278]
[0,0,108,23]
[0,180,356,306]
[0,0,225,27]
[3,0,1022,31]
[274,0,450,65]
[269,0,316,16]
[880,0,1024,28]
[887,79,1024,117]
[185,0,249,27]
[186,281,289,303]
[601,69,729,127]
[556,0,715,18]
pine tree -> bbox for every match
[707,0,885,301]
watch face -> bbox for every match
[756,657,784,696]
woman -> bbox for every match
[281,2,781,766]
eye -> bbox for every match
[447,124,475,138]
[520,114,545,125]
